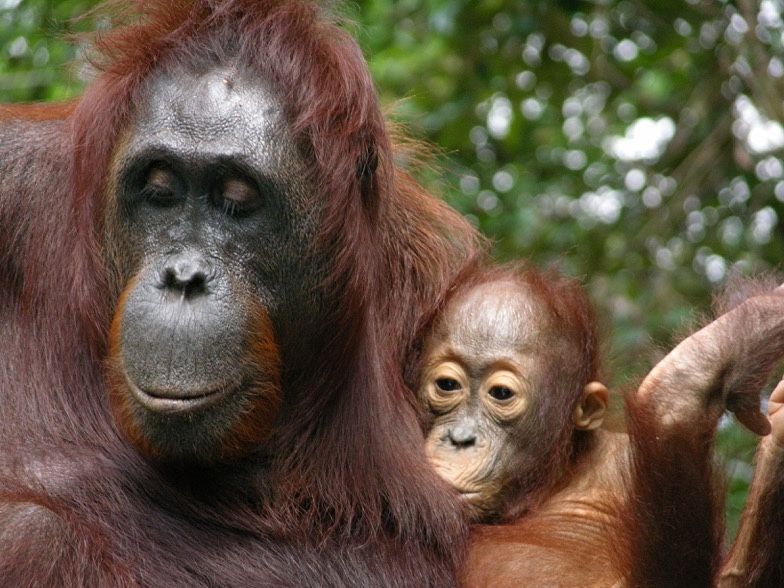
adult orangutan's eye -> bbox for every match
[140,165,180,205]
[217,177,260,216]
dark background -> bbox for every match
[3,0,783,536]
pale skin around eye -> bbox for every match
[423,359,609,431]
[424,361,529,421]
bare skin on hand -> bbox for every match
[420,266,784,587]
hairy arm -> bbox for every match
[618,289,784,588]
[0,111,72,304]
[720,379,784,587]
[0,502,129,587]
[636,289,784,434]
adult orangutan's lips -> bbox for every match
[127,378,243,414]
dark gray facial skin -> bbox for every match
[105,65,320,460]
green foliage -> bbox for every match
[347,1,784,536]
[0,1,99,102]
[5,0,784,539]
[352,0,784,363]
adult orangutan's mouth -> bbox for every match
[127,379,243,414]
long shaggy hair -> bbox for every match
[0,1,483,585]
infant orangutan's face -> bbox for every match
[419,279,608,521]
[419,281,545,520]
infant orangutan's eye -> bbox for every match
[488,386,514,401]
[436,378,461,392]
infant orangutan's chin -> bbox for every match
[449,480,503,523]
[425,440,505,522]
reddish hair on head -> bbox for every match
[0,1,483,585]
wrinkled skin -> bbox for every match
[106,66,319,461]
[419,279,598,520]
[444,278,784,587]
[0,4,483,586]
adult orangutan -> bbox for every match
[0,1,481,586]
[415,265,784,587]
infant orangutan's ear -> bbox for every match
[573,381,609,431]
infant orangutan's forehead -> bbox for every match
[437,280,550,351]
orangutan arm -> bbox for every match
[636,290,784,435]
[720,378,784,588]
[618,288,784,588]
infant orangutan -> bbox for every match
[418,264,608,521]
[420,266,784,585]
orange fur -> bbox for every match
[217,303,282,460]
[0,101,77,122]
